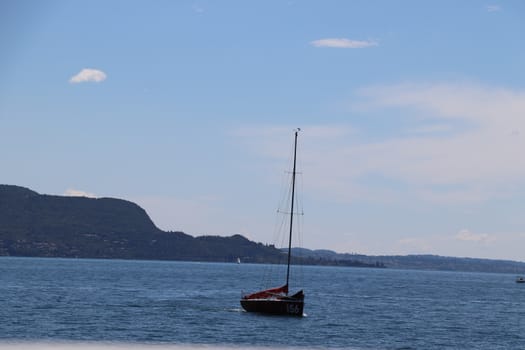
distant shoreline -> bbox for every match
[1,254,524,275]
[2,184,525,275]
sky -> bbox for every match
[2,0,525,261]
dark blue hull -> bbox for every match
[240,290,304,316]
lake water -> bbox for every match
[1,257,524,349]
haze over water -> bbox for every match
[2,257,524,349]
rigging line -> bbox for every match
[294,135,305,289]
[270,145,295,251]
[286,129,299,290]
[267,133,296,289]
[264,130,302,289]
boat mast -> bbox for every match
[286,129,299,291]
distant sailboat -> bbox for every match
[240,129,305,316]
[237,257,241,264]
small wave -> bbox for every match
[0,342,365,350]
[225,307,243,313]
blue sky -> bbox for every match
[2,1,525,260]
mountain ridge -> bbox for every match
[0,184,280,262]
[1,184,524,273]
[288,248,525,274]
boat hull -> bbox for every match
[240,298,304,316]
[240,290,304,316]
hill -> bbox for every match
[289,248,525,274]
[2,184,524,273]
[0,185,282,262]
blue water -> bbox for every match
[1,257,524,349]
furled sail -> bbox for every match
[242,284,288,300]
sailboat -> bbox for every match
[240,129,305,316]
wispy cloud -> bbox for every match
[486,5,501,12]
[64,189,97,198]
[233,83,525,258]
[405,124,452,135]
[352,82,525,201]
[238,83,525,205]
[69,68,107,84]
[192,3,205,13]
[456,229,496,244]
[310,38,378,49]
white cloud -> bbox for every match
[348,83,525,202]
[69,68,107,84]
[405,124,453,135]
[455,229,496,244]
[64,189,97,198]
[192,3,205,13]
[236,83,525,205]
[486,5,501,12]
[231,83,525,259]
[310,38,378,49]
